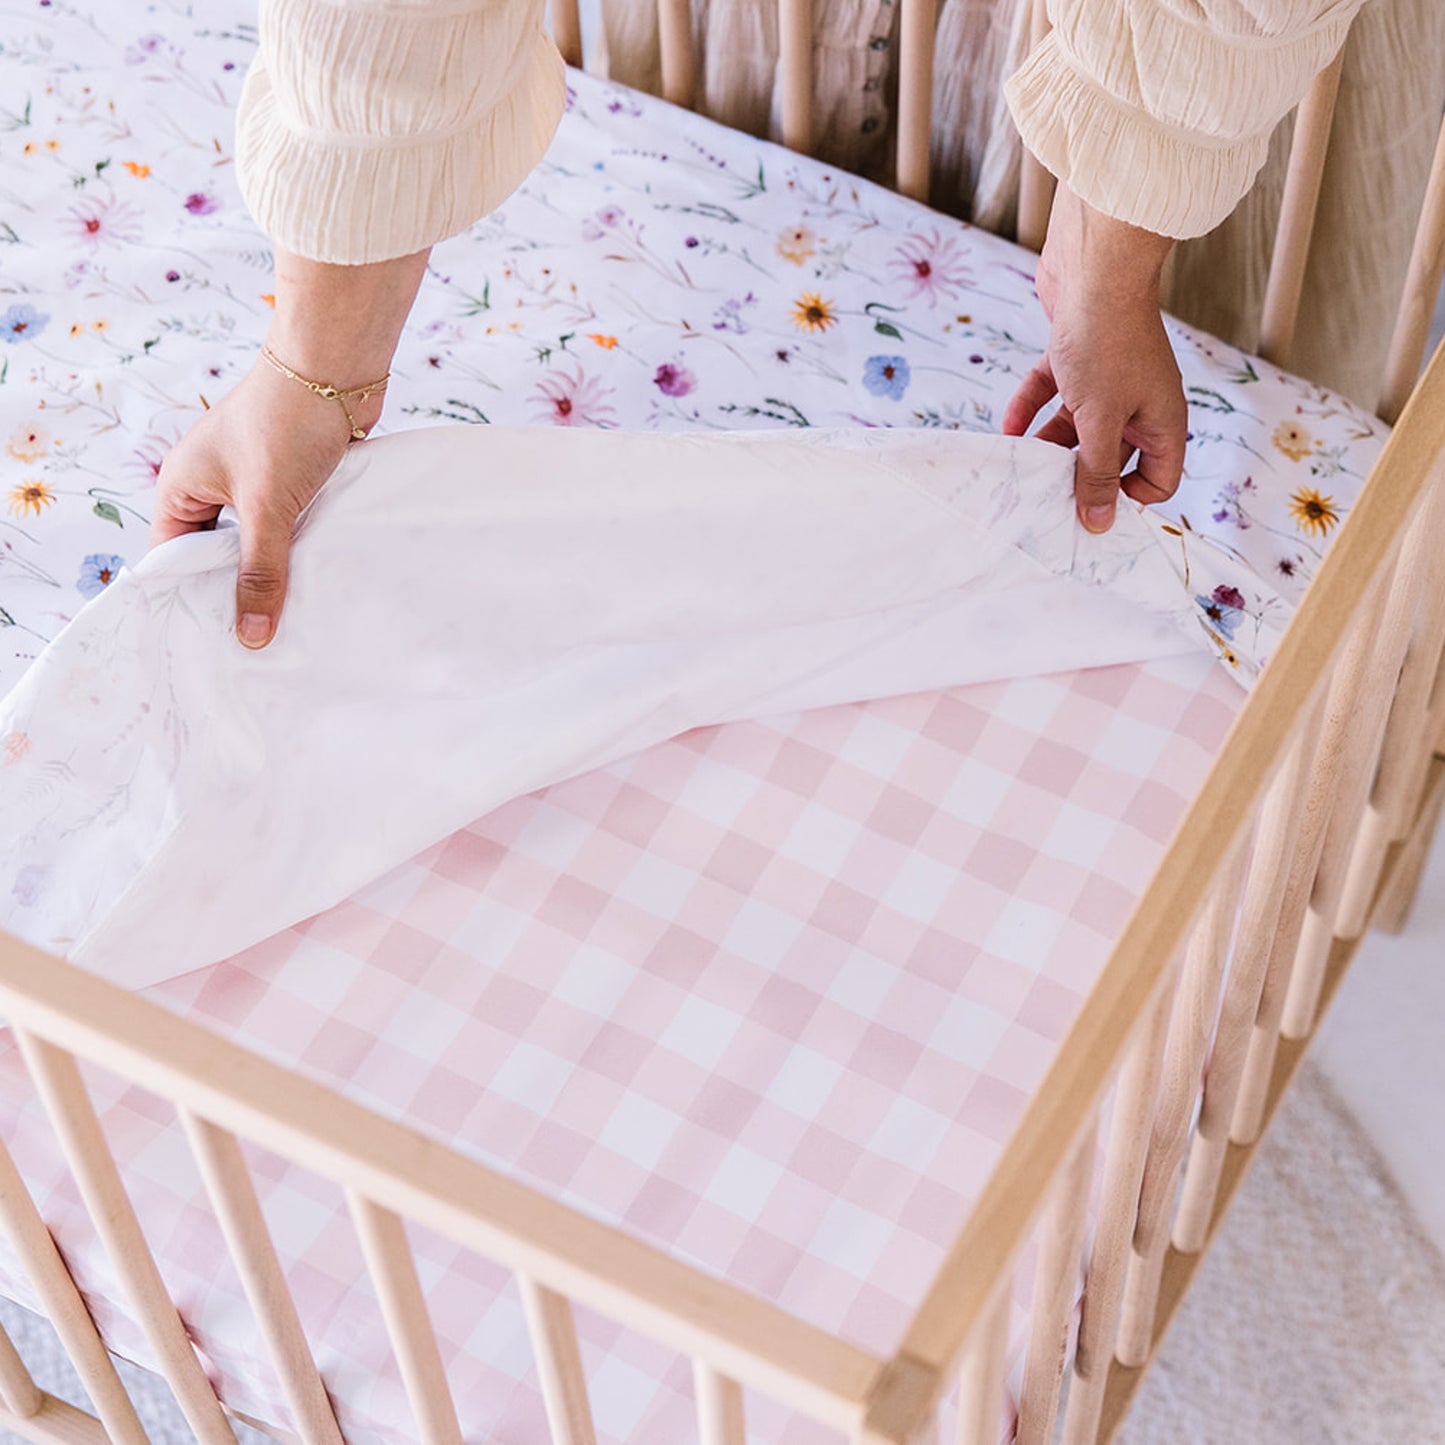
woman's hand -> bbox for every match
[150,359,377,648]
[1003,184,1185,534]
[148,246,431,648]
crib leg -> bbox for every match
[1372,758,1445,934]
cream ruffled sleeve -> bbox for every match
[235,0,566,265]
[1004,0,1368,239]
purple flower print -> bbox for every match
[12,864,47,908]
[653,362,696,398]
[711,293,757,334]
[184,192,219,217]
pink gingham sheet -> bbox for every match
[0,4,1388,1441]
[0,653,1241,1443]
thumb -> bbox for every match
[234,505,294,650]
[1074,413,1123,534]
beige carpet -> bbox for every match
[1,1062,1442,1443]
[1122,1060,1445,1444]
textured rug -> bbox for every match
[2,1061,1442,1443]
[1121,1060,1445,1444]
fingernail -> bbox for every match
[1084,504,1115,533]
[238,613,271,648]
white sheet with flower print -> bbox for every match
[0,5,1395,1445]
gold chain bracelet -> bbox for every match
[259,345,390,441]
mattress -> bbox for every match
[0,4,1388,1443]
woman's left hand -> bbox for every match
[1002,184,1186,534]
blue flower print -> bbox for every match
[1196,585,1245,641]
[77,554,125,599]
[863,354,910,400]
[1,303,49,344]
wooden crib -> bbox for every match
[2,3,1444,1443]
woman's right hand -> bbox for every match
[148,244,431,648]
[150,356,378,649]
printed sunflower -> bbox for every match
[1288,486,1340,539]
[790,292,838,334]
[7,479,55,518]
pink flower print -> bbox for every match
[581,204,625,241]
[653,362,696,398]
[890,228,973,307]
[531,363,617,428]
[184,192,219,216]
[129,439,170,483]
[1,732,29,767]
[65,197,143,249]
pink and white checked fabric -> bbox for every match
[0,653,1241,1442]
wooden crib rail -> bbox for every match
[0,924,888,1444]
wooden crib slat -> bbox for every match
[1058,976,1176,1445]
[1379,113,1445,424]
[1258,49,1346,368]
[13,1033,235,1444]
[657,0,695,109]
[550,0,583,69]
[1336,479,1445,935]
[179,1113,343,1445]
[1131,843,1247,1264]
[1226,574,1393,1144]
[0,1135,149,1445]
[1171,697,1325,1252]
[694,1359,746,1445]
[952,1290,1009,1445]
[1116,843,1248,1366]
[0,1316,42,1420]
[1016,1131,1093,1445]
[778,0,813,155]
[1015,0,1055,252]
[897,0,936,203]
[518,1276,597,1445]
[346,1195,464,1445]
[1373,757,1445,934]
[1281,535,1420,1037]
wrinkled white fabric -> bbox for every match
[0,425,1209,989]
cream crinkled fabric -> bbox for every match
[0,424,1216,989]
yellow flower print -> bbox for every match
[1,732,29,767]
[776,224,816,265]
[21,141,36,157]
[7,421,51,463]
[122,160,150,178]
[7,479,56,518]
[43,138,60,153]
[1289,486,1340,539]
[587,333,618,349]
[790,291,838,334]
[1273,420,1313,462]
[69,322,84,338]
[90,319,109,333]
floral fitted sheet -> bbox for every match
[0,4,1391,1445]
